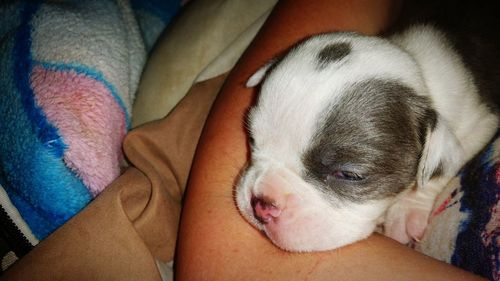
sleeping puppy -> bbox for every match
[235,1,499,252]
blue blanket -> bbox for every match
[416,132,499,280]
[0,0,181,262]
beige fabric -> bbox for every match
[3,2,281,278]
[132,0,277,127]
[2,74,227,281]
[194,9,272,83]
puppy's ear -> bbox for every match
[246,61,275,87]
[417,116,464,188]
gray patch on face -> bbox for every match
[316,42,351,69]
[302,79,435,202]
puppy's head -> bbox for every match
[236,32,440,252]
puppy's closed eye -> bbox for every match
[327,170,364,182]
[316,160,366,183]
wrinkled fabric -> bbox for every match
[2,74,226,280]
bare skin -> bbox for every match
[175,1,486,280]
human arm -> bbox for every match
[175,1,486,280]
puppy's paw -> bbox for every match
[405,209,429,241]
[384,192,432,244]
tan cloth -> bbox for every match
[2,73,227,281]
[132,0,276,127]
[2,1,277,278]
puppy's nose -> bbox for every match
[251,196,282,223]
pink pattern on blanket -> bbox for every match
[30,65,126,196]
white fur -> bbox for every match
[384,25,498,243]
[236,25,498,251]
[391,25,498,184]
[235,163,390,251]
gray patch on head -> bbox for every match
[316,42,351,69]
[302,79,434,203]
